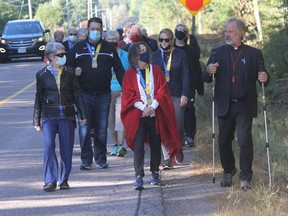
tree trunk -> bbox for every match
[253,0,263,44]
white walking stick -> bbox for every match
[260,60,272,188]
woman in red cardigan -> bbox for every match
[121,42,182,190]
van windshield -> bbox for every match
[4,22,41,35]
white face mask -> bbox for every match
[68,35,77,43]
[55,55,66,66]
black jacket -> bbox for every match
[152,48,190,98]
[66,39,125,94]
[202,44,269,117]
[33,66,87,126]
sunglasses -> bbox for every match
[176,29,187,33]
[158,38,170,43]
[55,53,66,58]
[69,33,77,36]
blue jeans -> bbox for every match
[41,118,75,185]
[78,92,111,165]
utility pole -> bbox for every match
[28,0,33,19]
[191,16,196,35]
[66,0,70,28]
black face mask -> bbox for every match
[175,30,186,40]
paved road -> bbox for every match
[0,59,225,216]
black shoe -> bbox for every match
[163,159,172,170]
[43,183,56,192]
[151,171,160,185]
[134,175,144,190]
[240,180,251,191]
[59,181,70,190]
[220,168,237,187]
[80,163,92,170]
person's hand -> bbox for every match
[206,62,219,75]
[258,72,268,83]
[142,106,153,117]
[75,67,82,76]
[34,126,41,132]
[149,108,155,117]
[82,118,87,125]
[180,95,188,107]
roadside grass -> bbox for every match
[194,89,288,216]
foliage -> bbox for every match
[34,2,63,32]
[0,1,18,31]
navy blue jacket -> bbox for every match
[152,48,190,98]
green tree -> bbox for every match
[0,1,20,30]
[34,2,63,32]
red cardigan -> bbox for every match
[121,64,182,161]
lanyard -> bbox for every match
[56,67,63,91]
[229,46,243,83]
[68,40,74,50]
[86,42,102,62]
[50,66,63,91]
[161,48,174,82]
[136,66,152,104]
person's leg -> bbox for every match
[78,94,93,166]
[109,91,119,156]
[133,118,146,177]
[218,111,236,173]
[184,98,196,145]
[235,102,253,181]
[147,118,161,172]
[108,91,118,145]
[58,119,76,185]
[190,98,196,141]
[93,93,111,165]
[161,97,184,167]
[172,97,185,143]
[41,119,58,186]
[115,94,125,145]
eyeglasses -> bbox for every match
[158,38,170,43]
[69,33,77,36]
[55,53,66,58]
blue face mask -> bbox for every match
[55,55,66,66]
[140,51,149,63]
[89,30,101,42]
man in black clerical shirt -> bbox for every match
[203,17,269,191]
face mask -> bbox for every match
[139,51,149,63]
[89,30,101,42]
[130,34,141,43]
[55,55,66,66]
[175,30,186,40]
[68,35,77,43]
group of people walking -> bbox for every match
[33,16,269,192]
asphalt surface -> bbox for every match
[0,59,225,216]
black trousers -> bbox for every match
[133,117,161,177]
[218,100,253,181]
[184,98,196,139]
